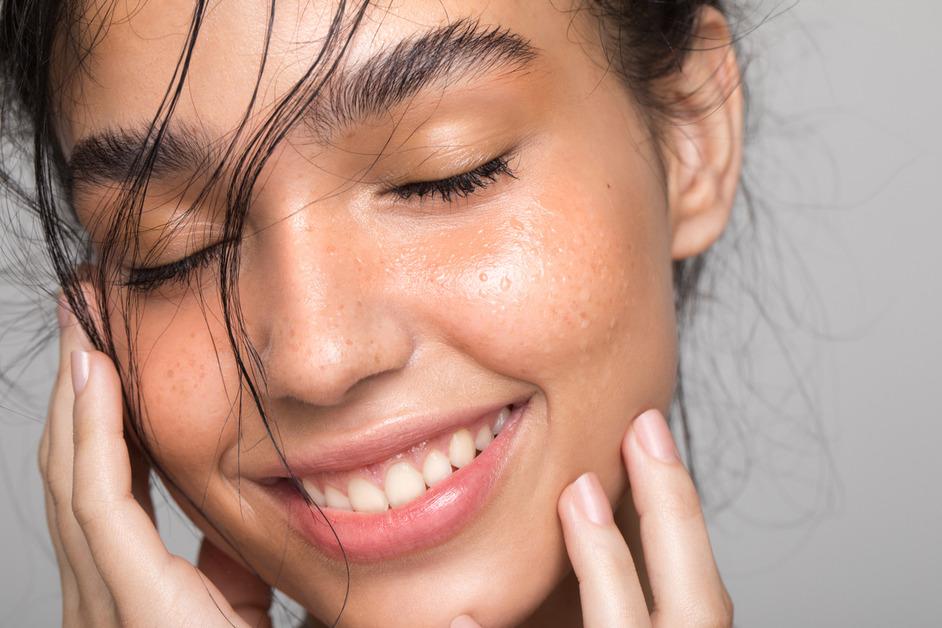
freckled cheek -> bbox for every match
[108,301,240,487]
[410,199,677,486]
[415,212,668,381]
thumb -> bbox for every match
[197,538,272,628]
[451,615,483,628]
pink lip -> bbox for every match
[254,396,532,478]
[267,399,530,562]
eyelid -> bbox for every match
[122,239,229,291]
[119,145,523,293]
[383,147,519,202]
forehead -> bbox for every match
[56,0,593,153]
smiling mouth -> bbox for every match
[264,397,533,562]
[287,402,518,513]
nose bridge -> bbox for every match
[250,215,412,407]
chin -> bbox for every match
[225,393,572,627]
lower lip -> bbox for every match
[273,400,530,563]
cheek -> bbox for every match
[109,298,240,488]
[401,174,678,478]
[406,186,676,386]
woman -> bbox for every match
[1,0,743,625]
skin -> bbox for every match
[39,1,742,626]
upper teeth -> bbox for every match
[301,404,516,513]
[493,406,510,434]
[422,450,452,487]
[474,425,493,450]
[448,429,476,468]
[347,477,389,513]
[384,461,426,508]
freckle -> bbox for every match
[509,217,524,230]
[326,244,336,254]
[166,369,174,378]
[345,338,352,346]
[500,276,511,291]
[606,183,612,189]
[479,271,488,282]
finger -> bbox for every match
[38,401,72,583]
[44,300,90,574]
[45,295,86,519]
[41,475,80,615]
[197,538,272,628]
[558,472,651,628]
[69,348,175,605]
[46,297,118,622]
[40,393,75,602]
[622,410,733,627]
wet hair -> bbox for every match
[0,1,741,624]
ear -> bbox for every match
[663,6,744,260]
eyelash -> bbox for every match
[122,240,228,293]
[122,154,517,292]
[388,154,517,203]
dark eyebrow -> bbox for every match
[67,18,539,188]
[310,18,539,140]
[67,123,216,188]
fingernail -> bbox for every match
[71,350,89,394]
[571,472,613,526]
[450,616,480,628]
[634,409,680,463]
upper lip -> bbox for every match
[252,392,533,480]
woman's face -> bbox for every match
[59,1,700,625]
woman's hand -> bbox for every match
[453,409,733,628]
[38,298,273,627]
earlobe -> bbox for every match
[664,7,744,261]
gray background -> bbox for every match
[1,1,940,626]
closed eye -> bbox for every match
[120,152,519,293]
[122,239,228,292]
[388,152,517,203]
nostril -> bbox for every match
[259,305,413,407]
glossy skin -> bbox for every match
[40,1,742,626]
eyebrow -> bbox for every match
[67,18,539,188]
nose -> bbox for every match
[243,216,413,408]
